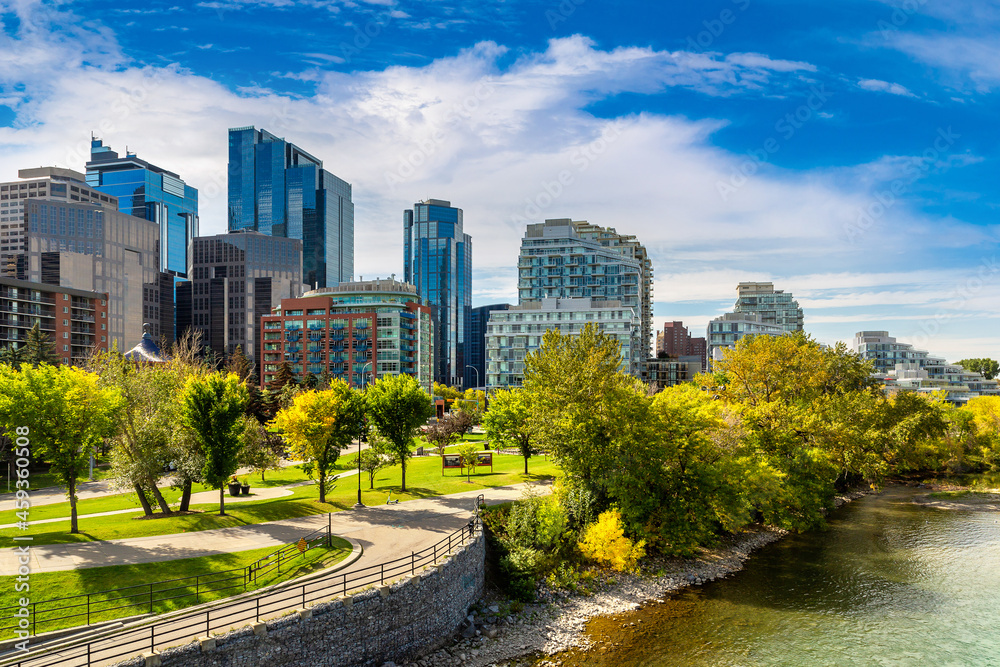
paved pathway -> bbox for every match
[0,481,541,577]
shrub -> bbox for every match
[578,508,646,572]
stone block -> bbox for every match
[198,636,216,652]
[252,622,267,637]
[296,608,312,621]
[379,585,391,598]
[142,651,161,667]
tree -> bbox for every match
[458,443,479,483]
[523,324,652,493]
[449,409,476,437]
[24,322,60,367]
[0,364,122,533]
[270,380,363,502]
[358,429,392,489]
[0,344,26,370]
[225,345,254,383]
[90,351,181,516]
[267,361,297,392]
[424,419,460,456]
[483,388,535,474]
[180,373,249,516]
[238,415,282,482]
[365,374,433,492]
[956,358,1000,380]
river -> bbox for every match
[555,487,1000,667]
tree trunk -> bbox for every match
[219,486,226,516]
[369,473,375,489]
[401,460,407,493]
[319,473,326,503]
[69,478,78,534]
[524,454,529,475]
[151,483,172,514]
[179,478,193,512]
[134,482,154,517]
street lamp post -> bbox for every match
[468,365,480,390]
[355,360,373,509]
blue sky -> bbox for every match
[1,0,998,360]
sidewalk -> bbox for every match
[0,482,546,576]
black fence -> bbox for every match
[1,495,485,667]
[0,524,336,638]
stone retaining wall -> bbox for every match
[121,531,485,667]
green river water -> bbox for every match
[559,487,1000,667]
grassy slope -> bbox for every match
[5,452,558,545]
[0,538,352,635]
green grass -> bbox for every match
[0,463,336,525]
[6,453,559,546]
[0,538,352,636]
[0,465,114,494]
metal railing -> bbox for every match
[0,524,334,639]
[2,496,485,667]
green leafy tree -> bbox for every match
[365,374,433,492]
[523,324,652,495]
[483,388,536,474]
[24,322,60,367]
[358,429,392,489]
[238,415,282,482]
[0,364,122,533]
[458,443,480,483]
[270,380,364,502]
[267,361,297,392]
[956,358,999,380]
[424,419,460,456]
[90,351,181,516]
[180,372,249,515]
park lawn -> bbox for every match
[0,465,114,495]
[0,538,352,635]
[0,463,332,525]
[10,453,558,546]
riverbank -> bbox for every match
[402,488,872,667]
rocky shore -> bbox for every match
[392,488,872,667]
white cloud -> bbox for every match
[0,1,997,362]
[857,78,917,97]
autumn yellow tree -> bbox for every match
[271,380,364,502]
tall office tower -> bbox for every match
[18,197,163,350]
[732,282,803,332]
[228,127,353,289]
[183,231,304,366]
[403,199,472,387]
[516,219,654,356]
[1,167,117,276]
[86,138,199,277]
[466,303,512,388]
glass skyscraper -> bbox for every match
[228,127,353,289]
[403,199,472,387]
[86,138,199,279]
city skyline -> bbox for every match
[1,1,998,362]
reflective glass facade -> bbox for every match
[403,199,472,386]
[228,127,353,289]
[86,139,198,279]
[466,303,511,389]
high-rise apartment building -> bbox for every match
[1,168,117,275]
[466,303,512,388]
[852,331,1000,403]
[86,138,199,280]
[486,297,640,389]
[516,219,653,355]
[656,320,707,371]
[0,277,108,365]
[18,198,163,349]
[260,278,433,394]
[182,231,303,366]
[228,127,354,289]
[706,312,785,365]
[732,282,803,332]
[403,199,472,386]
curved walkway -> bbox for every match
[0,482,544,577]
